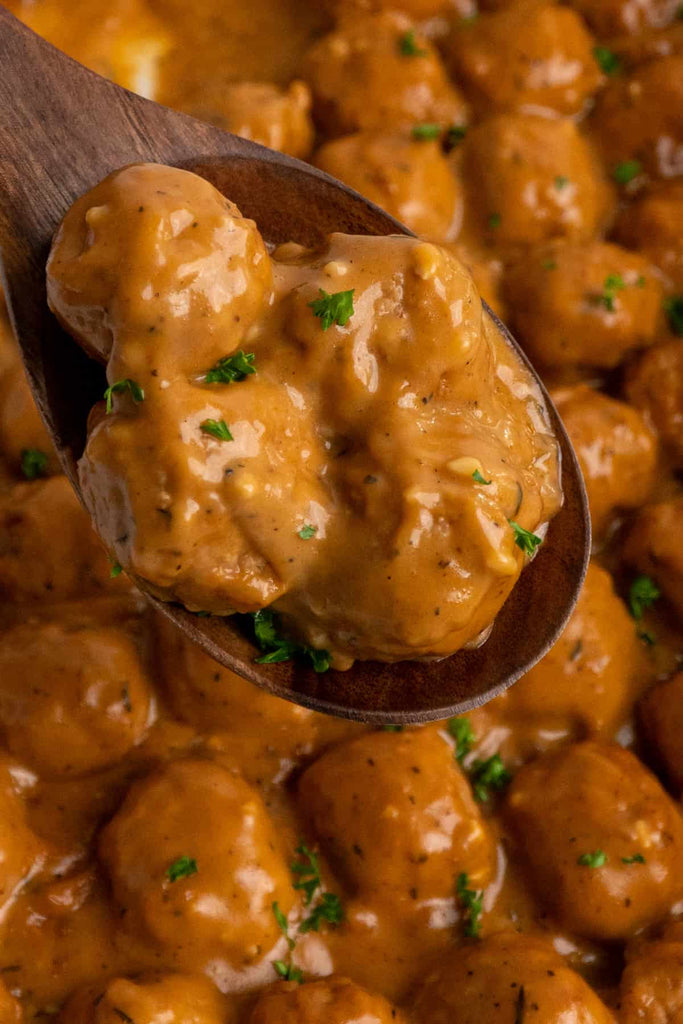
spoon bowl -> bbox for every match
[0,8,590,723]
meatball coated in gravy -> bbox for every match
[2,0,683,1018]
[47,163,561,667]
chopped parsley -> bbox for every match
[167,855,198,882]
[200,418,233,442]
[446,124,468,147]
[411,123,441,140]
[593,45,621,76]
[110,561,123,579]
[639,630,656,646]
[613,159,642,185]
[577,850,607,868]
[273,961,303,983]
[204,350,255,384]
[308,289,355,331]
[252,609,331,673]
[20,448,48,480]
[291,843,322,906]
[664,296,683,336]
[594,273,626,312]
[300,892,344,933]
[383,724,404,732]
[628,575,660,620]
[104,378,144,414]
[470,754,511,802]
[290,843,344,932]
[472,469,491,485]
[488,212,502,230]
[398,29,426,56]
[447,716,475,764]
[541,258,557,271]
[272,901,295,949]
[508,520,542,555]
[622,853,646,864]
[456,872,484,938]
[298,524,317,540]
[554,175,569,190]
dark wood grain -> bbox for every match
[0,7,590,723]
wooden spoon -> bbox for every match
[0,8,590,724]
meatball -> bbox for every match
[411,932,615,1023]
[313,132,463,240]
[462,114,614,248]
[303,12,468,138]
[613,181,683,289]
[619,934,683,1024]
[99,758,295,969]
[0,620,155,777]
[506,741,683,940]
[57,974,235,1024]
[446,1,602,117]
[298,728,496,903]
[177,80,314,159]
[592,56,683,182]
[47,162,272,374]
[624,339,683,467]
[639,672,683,792]
[156,615,360,782]
[505,242,663,370]
[569,0,680,38]
[503,564,638,744]
[552,386,657,535]
[0,365,57,479]
[0,476,115,604]
[249,976,406,1024]
[624,498,683,619]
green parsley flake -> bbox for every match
[252,609,330,673]
[200,418,233,442]
[593,46,621,75]
[639,630,656,647]
[20,448,48,480]
[272,901,295,949]
[398,29,426,57]
[383,724,404,732]
[456,872,484,938]
[273,961,303,983]
[554,176,569,190]
[298,524,317,540]
[447,124,468,147]
[470,754,511,802]
[577,850,607,868]
[488,212,502,230]
[104,378,144,414]
[541,259,557,271]
[628,575,660,620]
[110,562,123,579]
[472,469,492,485]
[447,716,475,764]
[204,350,256,384]
[308,288,355,331]
[412,123,441,140]
[508,520,542,555]
[664,296,683,336]
[613,159,642,185]
[167,855,198,882]
[595,273,626,312]
[300,892,344,934]
[622,853,646,864]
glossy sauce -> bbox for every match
[0,0,681,1021]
